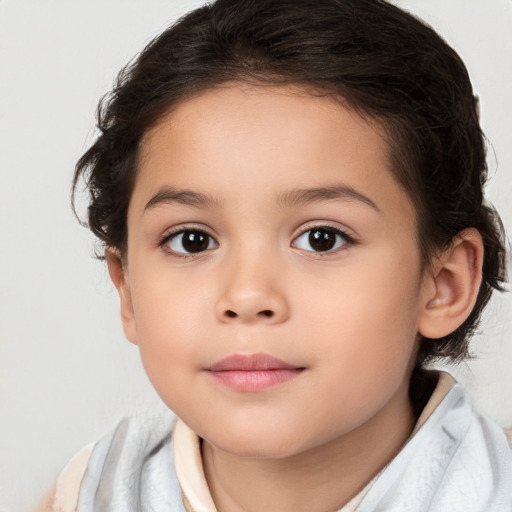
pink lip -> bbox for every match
[206,353,305,392]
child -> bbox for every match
[39,0,511,510]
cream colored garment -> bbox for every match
[53,444,95,512]
[35,443,94,512]
[173,372,456,512]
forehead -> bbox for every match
[132,83,415,225]
[139,83,387,159]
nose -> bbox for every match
[215,253,290,325]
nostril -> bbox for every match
[223,309,274,319]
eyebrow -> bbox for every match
[277,184,380,212]
[144,186,222,212]
[144,183,380,213]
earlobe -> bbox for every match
[418,228,483,339]
[105,248,138,345]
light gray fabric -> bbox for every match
[76,408,186,512]
[357,384,512,511]
[75,384,512,511]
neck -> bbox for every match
[202,378,417,512]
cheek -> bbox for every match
[129,269,215,384]
[303,251,422,378]
[132,262,213,333]
[298,275,421,434]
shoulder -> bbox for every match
[76,408,181,510]
[54,443,95,512]
[32,443,94,512]
[34,408,178,512]
[32,486,57,512]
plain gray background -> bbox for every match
[1,1,511,511]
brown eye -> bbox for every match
[167,230,217,254]
[293,227,349,253]
[309,229,337,251]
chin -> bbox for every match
[203,426,312,460]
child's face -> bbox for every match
[116,84,431,458]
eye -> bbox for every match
[163,229,218,255]
[293,226,350,253]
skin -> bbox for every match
[107,84,483,512]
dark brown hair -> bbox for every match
[73,0,507,366]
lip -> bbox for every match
[206,353,305,392]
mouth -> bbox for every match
[206,353,306,392]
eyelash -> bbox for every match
[158,224,356,258]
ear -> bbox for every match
[105,248,138,345]
[418,228,484,339]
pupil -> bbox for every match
[183,231,209,253]
[309,229,336,251]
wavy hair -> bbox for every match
[73,0,507,366]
